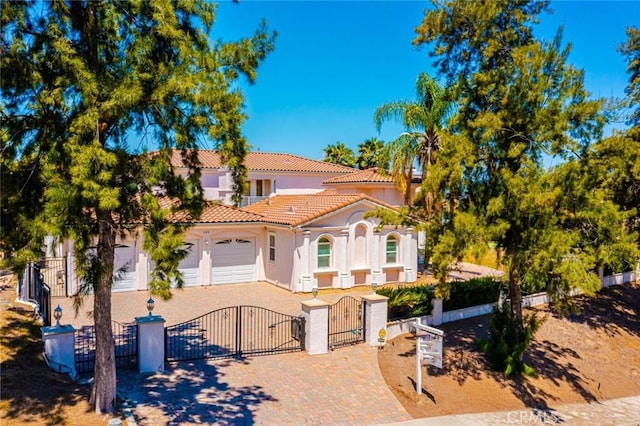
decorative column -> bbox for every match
[301,299,330,355]
[372,229,382,285]
[361,294,388,347]
[301,230,312,292]
[339,228,351,288]
[136,314,166,373]
[404,227,416,283]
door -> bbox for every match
[211,238,256,284]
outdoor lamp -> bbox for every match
[372,282,378,294]
[146,298,155,317]
[312,287,319,300]
[53,304,63,327]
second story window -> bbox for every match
[269,233,276,262]
[317,237,331,268]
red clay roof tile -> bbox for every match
[169,150,355,174]
[323,168,395,184]
[242,193,395,226]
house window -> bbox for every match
[386,235,398,264]
[256,179,263,197]
[317,237,331,268]
[268,233,276,262]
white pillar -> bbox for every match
[361,294,388,347]
[301,230,312,292]
[404,227,416,282]
[136,232,149,291]
[42,324,77,379]
[339,228,351,288]
[372,230,382,285]
[431,298,443,326]
[201,232,212,286]
[301,299,329,355]
[136,315,166,373]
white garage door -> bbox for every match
[113,244,136,292]
[179,239,200,287]
[211,238,256,284]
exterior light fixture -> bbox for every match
[312,287,319,300]
[146,298,155,317]
[53,304,63,327]
[372,282,378,294]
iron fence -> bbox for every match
[39,257,67,297]
[75,321,138,374]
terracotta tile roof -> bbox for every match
[242,193,395,226]
[175,203,265,224]
[323,167,396,184]
[168,150,355,174]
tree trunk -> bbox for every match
[508,266,524,346]
[90,211,117,414]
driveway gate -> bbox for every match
[75,321,138,374]
[328,296,365,349]
[165,305,305,362]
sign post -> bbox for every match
[414,319,443,395]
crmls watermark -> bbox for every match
[505,408,562,424]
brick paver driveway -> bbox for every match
[55,281,375,327]
[55,282,412,425]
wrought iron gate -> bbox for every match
[328,296,365,349]
[39,257,67,297]
[165,305,305,362]
[75,321,138,373]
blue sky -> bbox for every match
[212,1,639,161]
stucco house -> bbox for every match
[60,150,418,294]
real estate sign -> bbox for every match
[414,320,444,395]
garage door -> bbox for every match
[211,238,256,284]
[179,239,200,287]
[113,244,136,292]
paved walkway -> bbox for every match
[392,395,640,425]
[117,344,412,425]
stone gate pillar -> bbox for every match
[301,299,329,355]
[361,294,388,347]
[136,315,166,373]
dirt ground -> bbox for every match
[378,282,640,419]
[0,273,127,426]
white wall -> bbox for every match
[263,228,296,290]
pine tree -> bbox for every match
[1,1,274,413]
[415,0,615,373]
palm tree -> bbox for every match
[322,141,356,167]
[356,137,388,170]
[374,73,451,205]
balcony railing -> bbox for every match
[240,195,268,207]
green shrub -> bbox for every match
[377,285,434,321]
[442,277,503,311]
[477,304,544,376]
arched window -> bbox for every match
[318,237,331,268]
[386,235,398,264]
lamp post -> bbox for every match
[53,304,63,327]
[146,298,155,317]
